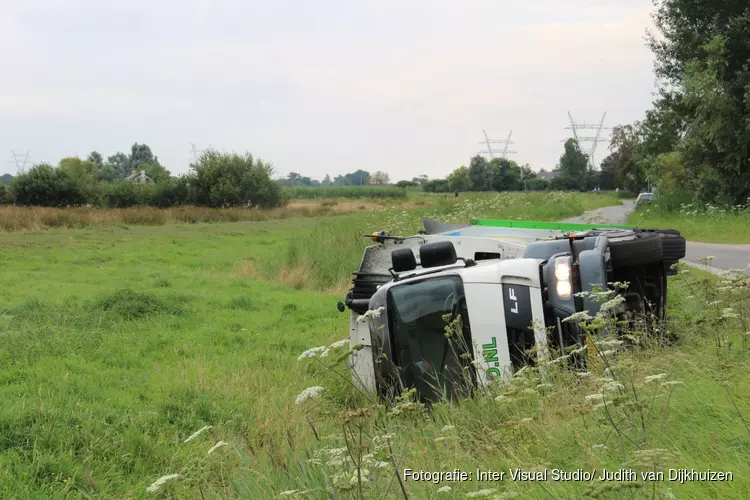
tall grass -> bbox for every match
[629,191,750,243]
[0,201,400,233]
[283,186,407,199]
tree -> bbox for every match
[645,1,750,204]
[137,162,171,184]
[371,171,390,185]
[321,175,332,186]
[447,166,471,192]
[187,150,283,208]
[107,152,131,179]
[468,155,491,191]
[555,139,590,190]
[87,151,104,167]
[395,180,417,188]
[412,175,429,186]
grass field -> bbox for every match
[1,191,748,499]
[629,208,750,244]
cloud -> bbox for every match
[0,0,659,179]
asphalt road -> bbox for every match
[560,199,750,274]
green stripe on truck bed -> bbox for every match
[470,218,636,230]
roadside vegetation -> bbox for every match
[0,197,747,498]
[628,192,750,244]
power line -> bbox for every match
[564,112,611,169]
[478,129,517,160]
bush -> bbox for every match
[12,164,89,207]
[0,185,12,205]
[423,179,451,193]
[525,178,549,191]
[151,177,191,208]
[188,150,283,208]
[102,181,154,208]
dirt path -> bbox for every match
[560,200,749,274]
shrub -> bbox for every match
[187,150,283,208]
[525,178,549,191]
[12,163,90,207]
[102,181,154,208]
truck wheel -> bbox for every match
[660,233,686,261]
[609,232,663,268]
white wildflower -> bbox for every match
[592,444,608,450]
[585,393,604,402]
[442,425,456,432]
[184,425,212,443]
[698,256,716,262]
[297,346,327,361]
[438,486,452,493]
[495,395,509,402]
[357,307,385,322]
[536,383,552,389]
[599,295,625,313]
[466,488,498,498]
[598,350,617,357]
[349,469,370,485]
[601,381,624,392]
[374,461,390,469]
[721,308,740,319]
[645,373,667,383]
[280,490,299,496]
[146,474,181,493]
[575,371,591,378]
[562,311,593,323]
[207,441,229,455]
[295,386,326,405]
[520,417,533,423]
[328,339,349,349]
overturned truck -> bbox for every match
[339,217,687,402]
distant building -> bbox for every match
[537,170,560,181]
[126,170,153,185]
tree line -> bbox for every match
[598,0,750,207]
[0,145,284,209]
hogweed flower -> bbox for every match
[295,386,326,405]
[592,444,608,450]
[298,346,327,361]
[184,425,212,443]
[357,307,384,322]
[644,373,667,383]
[563,311,593,323]
[442,425,456,432]
[437,486,452,493]
[146,474,181,493]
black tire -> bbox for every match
[609,232,663,268]
[660,234,686,261]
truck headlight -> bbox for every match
[554,256,572,297]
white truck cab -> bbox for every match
[341,218,686,403]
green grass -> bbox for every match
[283,186,408,199]
[1,192,747,498]
[629,207,750,244]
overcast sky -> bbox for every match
[0,0,658,181]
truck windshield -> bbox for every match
[387,275,474,402]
